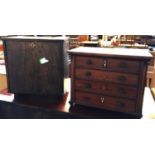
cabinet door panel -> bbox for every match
[5,40,63,94]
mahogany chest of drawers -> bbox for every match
[2,36,69,99]
[68,47,152,117]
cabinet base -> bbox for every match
[13,94,64,108]
[69,102,142,119]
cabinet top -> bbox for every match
[68,47,153,60]
[1,36,69,41]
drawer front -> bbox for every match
[75,91,136,113]
[75,80,138,99]
[75,56,140,73]
[75,69,139,85]
[76,56,107,69]
[108,59,140,73]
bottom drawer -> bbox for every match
[75,91,136,113]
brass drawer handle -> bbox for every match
[101,97,105,103]
[85,71,92,77]
[117,102,125,108]
[29,42,36,49]
[86,60,92,65]
[119,62,128,68]
[117,76,126,82]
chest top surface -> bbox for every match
[1,36,69,41]
[68,47,153,60]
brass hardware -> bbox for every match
[101,97,105,103]
[29,42,36,49]
[102,60,107,68]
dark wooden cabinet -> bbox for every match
[2,36,69,98]
[68,47,152,117]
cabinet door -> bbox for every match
[4,40,63,95]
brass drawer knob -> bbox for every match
[102,60,107,68]
[101,97,105,103]
[29,42,36,49]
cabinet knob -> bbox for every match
[29,42,36,49]
[101,97,105,103]
[102,60,107,68]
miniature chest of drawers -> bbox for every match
[68,47,152,117]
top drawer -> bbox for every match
[75,56,140,74]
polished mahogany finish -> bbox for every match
[75,80,138,99]
[75,56,140,73]
[75,91,136,113]
[68,47,152,117]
